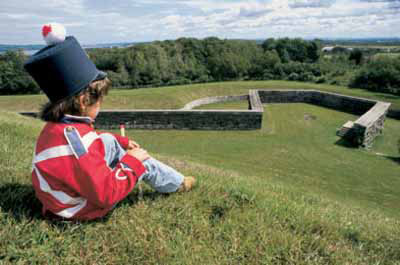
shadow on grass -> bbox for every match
[384,156,400,165]
[0,183,42,221]
[0,183,166,224]
[334,138,359,149]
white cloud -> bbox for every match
[0,0,399,44]
[289,0,336,8]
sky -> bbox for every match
[1,0,399,45]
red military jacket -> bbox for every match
[32,115,146,220]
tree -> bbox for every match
[349,49,364,65]
[350,56,400,94]
[250,50,281,79]
[0,50,39,95]
[262,38,321,63]
[306,41,321,63]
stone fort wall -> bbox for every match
[20,89,395,147]
[257,90,391,148]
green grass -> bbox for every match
[374,53,400,59]
[1,80,400,111]
[341,45,400,49]
[1,82,400,264]
[131,102,400,218]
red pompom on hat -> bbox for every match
[42,23,66,46]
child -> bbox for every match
[24,26,195,221]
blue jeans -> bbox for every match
[100,133,184,193]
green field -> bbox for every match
[339,44,400,50]
[374,53,400,59]
[132,101,400,218]
[1,81,400,264]
[2,80,400,111]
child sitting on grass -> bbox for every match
[24,25,195,221]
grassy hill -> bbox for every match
[1,81,400,264]
[1,80,400,111]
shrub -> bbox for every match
[398,139,400,156]
[0,50,39,95]
[288,72,299,81]
[349,49,364,65]
[195,75,211,83]
[166,78,192,86]
[315,76,326,84]
[350,56,400,95]
[262,38,321,63]
[262,71,275,80]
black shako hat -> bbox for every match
[24,36,106,103]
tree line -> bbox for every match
[0,50,39,94]
[1,37,399,95]
[88,37,322,88]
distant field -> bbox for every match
[1,80,400,111]
[340,44,400,49]
[374,53,400,58]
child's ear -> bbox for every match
[78,94,86,111]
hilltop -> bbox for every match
[0,81,399,264]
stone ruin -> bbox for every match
[20,89,394,148]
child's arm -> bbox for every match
[100,131,129,148]
[71,138,146,208]
[97,131,139,150]
[127,140,140,149]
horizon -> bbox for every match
[2,36,400,48]
[1,0,399,45]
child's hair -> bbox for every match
[39,77,111,122]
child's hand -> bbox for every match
[127,148,150,162]
[128,140,140,149]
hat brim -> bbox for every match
[93,70,107,82]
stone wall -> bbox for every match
[257,89,391,148]
[351,102,391,148]
[258,90,377,115]
[258,89,312,104]
[248,89,263,111]
[309,91,377,115]
[95,109,262,130]
[94,91,265,130]
[20,89,394,147]
[257,89,400,119]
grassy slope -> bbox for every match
[1,82,400,264]
[1,111,400,264]
[130,102,400,218]
[1,80,400,111]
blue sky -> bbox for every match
[1,0,399,44]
